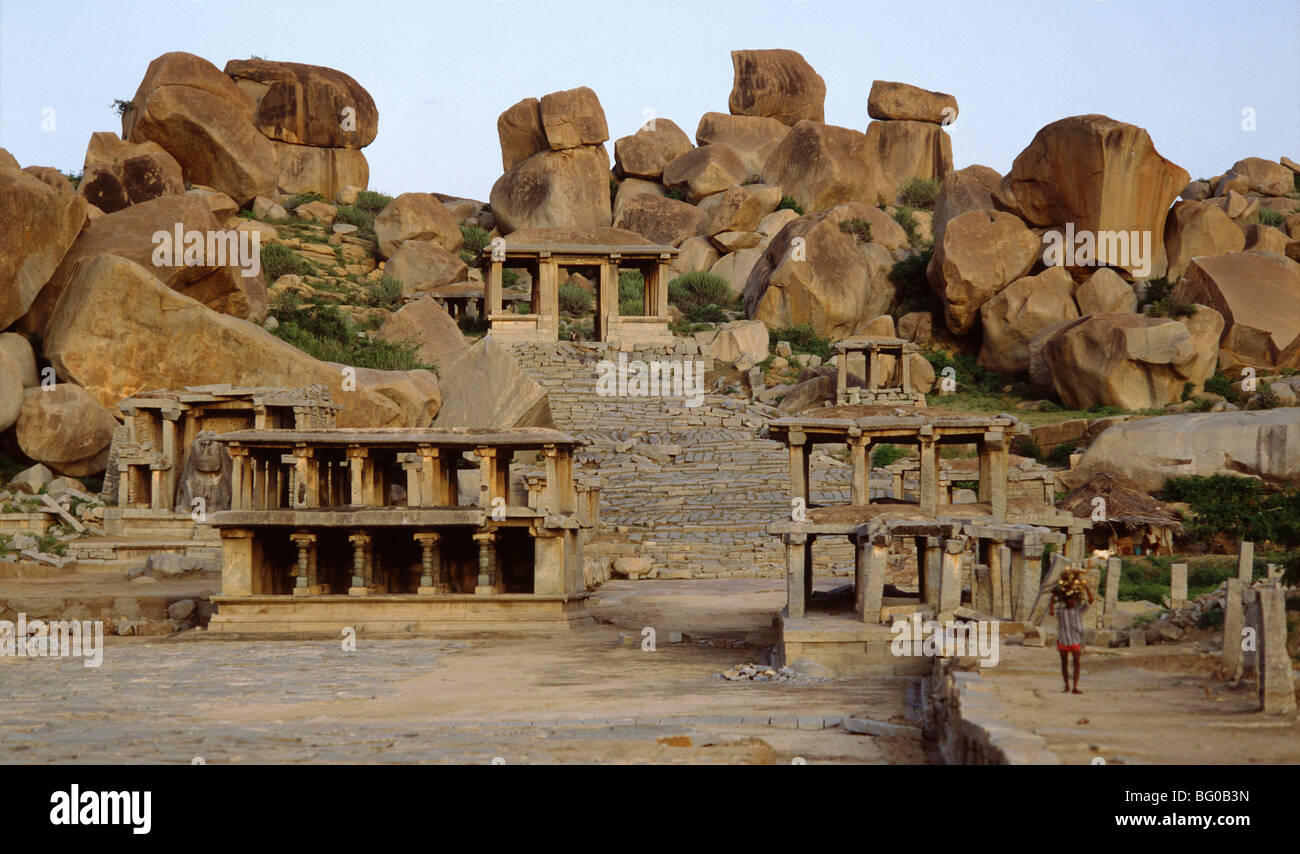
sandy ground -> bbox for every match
[978,637,1300,765]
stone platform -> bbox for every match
[208,592,593,635]
[776,611,933,677]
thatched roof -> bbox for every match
[1056,471,1184,531]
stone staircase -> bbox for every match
[511,342,855,579]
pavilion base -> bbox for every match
[777,612,934,678]
[208,593,593,635]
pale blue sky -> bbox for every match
[2,0,1297,201]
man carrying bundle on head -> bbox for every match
[1048,568,1094,694]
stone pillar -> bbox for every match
[597,258,618,342]
[900,346,912,393]
[859,533,888,623]
[1258,587,1297,713]
[346,446,368,506]
[1066,528,1085,563]
[219,528,256,596]
[1222,577,1244,681]
[848,434,869,505]
[867,347,880,391]
[972,565,992,613]
[290,532,320,596]
[985,432,1008,520]
[486,258,503,317]
[785,532,807,619]
[1104,556,1121,628]
[532,527,567,594]
[416,445,437,508]
[836,354,849,404]
[474,530,501,594]
[227,447,247,510]
[1237,540,1254,584]
[787,430,810,511]
[920,536,942,607]
[1170,562,1188,608]
[347,532,373,595]
[415,532,446,594]
[939,536,965,614]
[476,446,500,511]
[918,430,938,516]
[986,540,1005,618]
[1014,543,1043,621]
[1243,590,1261,677]
[294,445,318,507]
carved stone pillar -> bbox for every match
[415,532,447,594]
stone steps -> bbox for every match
[511,342,855,579]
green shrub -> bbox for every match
[900,177,941,210]
[1204,371,1240,402]
[1138,276,1196,318]
[459,224,491,265]
[1258,208,1287,228]
[63,171,82,190]
[334,204,376,240]
[892,205,921,245]
[923,350,1002,395]
[269,296,433,371]
[261,243,313,280]
[111,98,134,117]
[618,270,644,315]
[502,268,521,289]
[1257,381,1280,409]
[770,323,832,361]
[558,282,593,315]
[872,443,906,467]
[776,195,804,215]
[363,276,403,310]
[1045,442,1077,467]
[284,191,324,210]
[888,243,939,316]
[1162,475,1300,548]
[839,218,873,243]
[668,271,734,314]
[687,304,728,323]
[666,188,687,202]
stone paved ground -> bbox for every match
[0,579,930,764]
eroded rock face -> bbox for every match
[269,140,369,201]
[1075,267,1137,315]
[867,80,958,124]
[0,166,86,330]
[993,115,1188,279]
[930,164,1000,248]
[15,384,118,477]
[1039,313,1210,410]
[743,203,896,341]
[0,352,21,432]
[694,112,789,179]
[223,58,378,148]
[376,297,469,370]
[43,254,439,428]
[123,52,276,205]
[1171,251,1300,368]
[613,118,693,180]
[21,193,267,337]
[761,120,885,213]
[1226,157,1294,197]
[374,192,464,259]
[978,267,1079,375]
[728,49,826,126]
[1067,409,1300,492]
[1162,200,1245,282]
[489,146,612,234]
[865,120,952,201]
[612,193,705,246]
[926,208,1040,335]
[662,145,747,204]
[383,239,468,294]
[433,337,552,429]
[78,132,185,214]
[497,97,549,172]
[708,319,769,367]
[540,86,610,151]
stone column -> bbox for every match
[1237,540,1254,583]
[939,536,965,615]
[985,432,1008,520]
[474,530,501,594]
[785,532,807,619]
[836,353,849,404]
[1258,587,1297,713]
[1104,556,1121,628]
[867,346,880,391]
[486,258,503,317]
[1014,543,1043,621]
[1243,590,1261,677]
[475,446,500,511]
[346,446,369,506]
[294,445,318,507]
[920,536,942,607]
[786,430,810,512]
[227,447,247,510]
[918,430,938,516]
[219,528,256,596]
[290,532,320,596]
[1170,562,1188,608]
[532,526,566,594]
[900,346,912,393]
[347,532,373,595]
[417,445,438,507]
[538,256,559,339]
[848,434,869,506]
[986,540,1006,618]
[1222,577,1244,681]
[415,532,446,594]
[856,532,889,624]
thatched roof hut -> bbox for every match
[1056,471,1184,555]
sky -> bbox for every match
[1,0,1297,202]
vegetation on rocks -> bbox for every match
[1161,475,1300,549]
[899,177,940,209]
[267,292,433,371]
[769,322,832,361]
[668,271,736,320]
